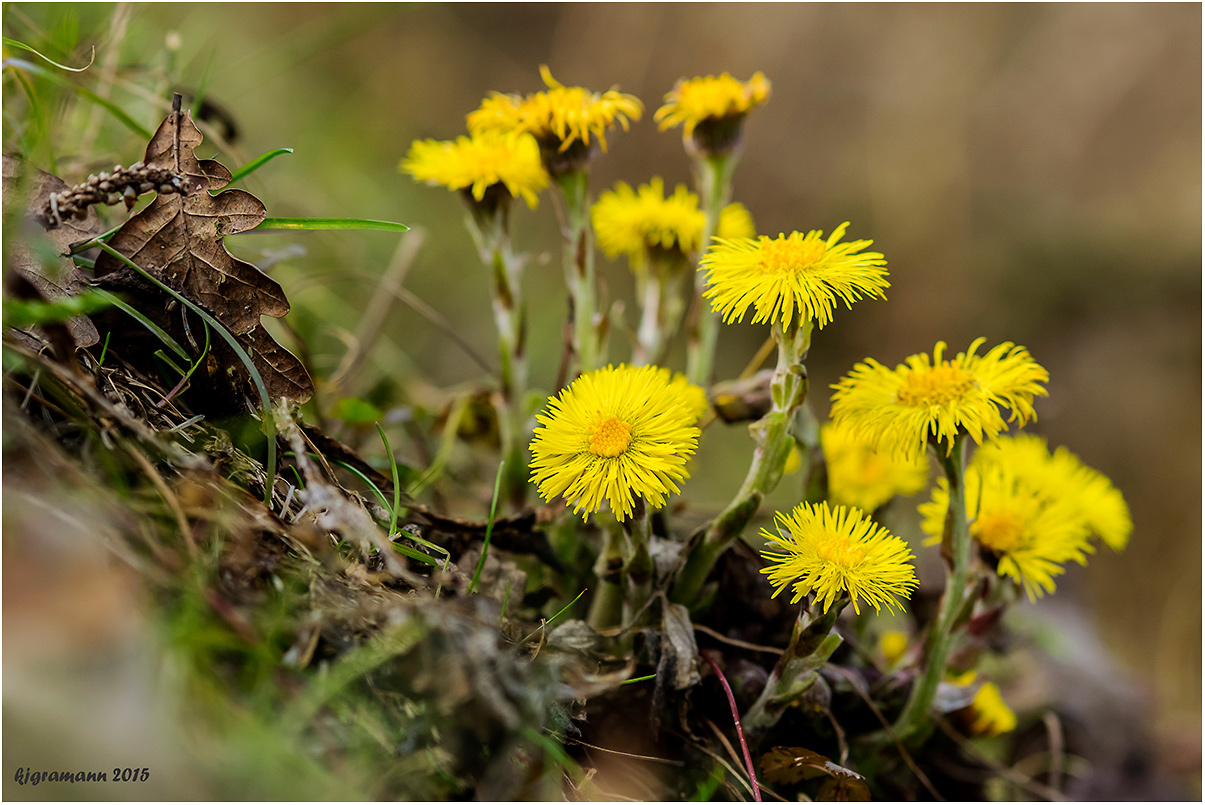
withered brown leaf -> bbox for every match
[93,103,312,406]
[760,746,869,801]
[2,154,102,348]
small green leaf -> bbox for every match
[229,148,294,184]
[2,38,94,72]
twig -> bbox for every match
[701,651,762,802]
[693,623,784,655]
[1042,710,1065,796]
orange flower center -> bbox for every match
[757,235,826,274]
[589,416,633,457]
[896,363,976,407]
[816,537,866,568]
[972,511,1025,553]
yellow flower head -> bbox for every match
[716,202,756,241]
[760,502,918,615]
[401,130,549,209]
[880,629,910,666]
[974,434,1132,552]
[529,364,700,521]
[701,223,889,330]
[920,461,1094,600]
[830,338,1050,461]
[655,71,771,142]
[468,65,643,156]
[967,682,1017,737]
[821,418,929,512]
[592,177,706,266]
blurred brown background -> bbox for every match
[5,1,1201,794]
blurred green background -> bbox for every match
[5,1,1200,796]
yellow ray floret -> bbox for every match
[401,130,548,209]
[529,364,701,521]
[655,71,771,141]
[760,502,918,615]
[468,65,643,154]
[830,338,1050,461]
[701,223,889,331]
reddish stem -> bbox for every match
[702,650,762,802]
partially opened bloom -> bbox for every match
[965,682,1017,737]
[920,460,1094,600]
[974,434,1131,551]
[401,130,549,210]
[821,418,929,512]
[529,364,700,521]
[592,177,705,266]
[701,223,889,330]
[830,338,1050,461]
[655,71,770,153]
[468,65,643,159]
[760,502,918,615]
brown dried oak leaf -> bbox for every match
[93,105,312,404]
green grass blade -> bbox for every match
[5,58,152,140]
[469,460,505,595]
[229,148,294,184]
[93,242,276,504]
[250,217,409,233]
[2,37,94,71]
[90,288,190,362]
[375,422,401,538]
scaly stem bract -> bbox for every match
[742,602,842,734]
[465,200,529,508]
[686,152,737,387]
[672,320,811,606]
[892,435,971,744]
[553,168,600,375]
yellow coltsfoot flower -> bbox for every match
[716,201,756,241]
[655,71,770,153]
[529,364,700,521]
[821,418,930,512]
[400,130,548,210]
[920,460,1094,600]
[830,338,1050,461]
[973,434,1132,552]
[701,223,888,331]
[468,65,642,173]
[760,502,918,615]
[591,177,706,266]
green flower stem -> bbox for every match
[465,202,529,508]
[686,152,737,388]
[891,435,971,744]
[554,169,600,374]
[742,602,843,733]
[620,498,654,625]
[672,320,812,606]
[633,255,688,367]
[587,522,625,631]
